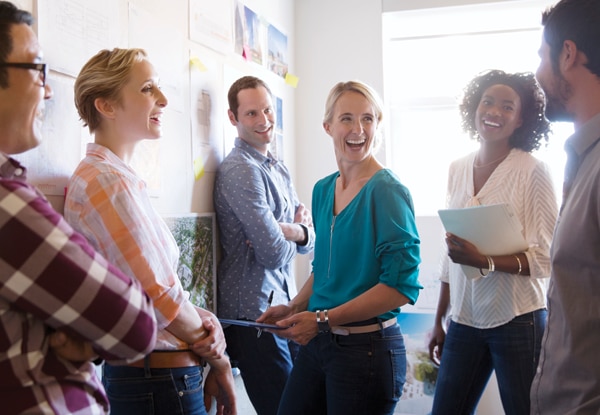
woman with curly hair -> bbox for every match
[427,69,559,415]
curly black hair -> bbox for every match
[459,69,551,152]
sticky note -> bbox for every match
[193,157,205,180]
[285,73,299,88]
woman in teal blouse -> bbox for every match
[258,80,422,415]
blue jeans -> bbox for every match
[102,363,207,415]
[225,324,299,415]
[277,322,406,415]
[431,309,547,415]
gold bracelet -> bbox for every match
[479,255,494,277]
[514,254,522,276]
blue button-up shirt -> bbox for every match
[214,138,314,319]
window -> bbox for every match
[383,0,571,216]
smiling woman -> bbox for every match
[382,0,569,216]
[64,48,237,415]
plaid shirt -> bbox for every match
[65,143,188,350]
[0,154,157,414]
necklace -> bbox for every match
[473,152,509,168]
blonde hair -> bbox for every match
[323,80,384,125]
[323,81,385,150]
[74,48,147,132]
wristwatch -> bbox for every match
[316,309,330,333]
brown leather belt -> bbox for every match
[331,317,397,336]
[128,350,204,369]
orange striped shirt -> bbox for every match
[65,143,188,349]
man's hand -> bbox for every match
[203,362,237,415]
[293,203,312,228]
[190,308,226,360]
[48,330,98,363]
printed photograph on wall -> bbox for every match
[270,95,284,160]
[163,213,217,312]
[395,312,438,415]
[234,1,264,65]
[267,23,288,78]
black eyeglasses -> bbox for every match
[0,62,47,86]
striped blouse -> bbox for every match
[440,149,558,328]
[65,143,187,350]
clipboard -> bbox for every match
[438,203,528,279]
[218,318,287,330]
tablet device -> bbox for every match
[218,318,286,330]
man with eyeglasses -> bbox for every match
[0,2,158,414]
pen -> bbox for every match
[257,290,274,338]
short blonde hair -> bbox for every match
[323,80,384,125]
[323,81,385,151]
[74,48,147,132]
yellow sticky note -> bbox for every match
[190,56,207,72]
[285,73,299,88]
[193,157,205,180]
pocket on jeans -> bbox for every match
[389,348,407,399]
[105,391,154,414]
[177,369,203,396]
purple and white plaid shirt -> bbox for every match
[0,154,156,414]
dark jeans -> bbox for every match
[225,324,299,415]
[277,322,406,415]
[102,363,207,415]
[431,309,547,415]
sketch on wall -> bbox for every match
[189,0,233,54]
[189,50,225,175]
[14,74,86,196]
[36,0,119,77]
[163,213,217,312]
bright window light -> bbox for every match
[383,0,572,216]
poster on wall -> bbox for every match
[128,3,185,113]
[395,312,438,415]
[36,0,120,77]
[233,2,264,65]
[189,49,225,175]
[189,0,233,54]
[163,213,217,312]
[14,74,86,196]
[270,95,284,160]
[267,24,288,78]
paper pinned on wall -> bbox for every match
[438,203,528,280]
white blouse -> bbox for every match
[439,148,558,328]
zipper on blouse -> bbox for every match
[327,215,336,278]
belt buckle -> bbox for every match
[331,327,350,336]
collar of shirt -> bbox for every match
[566,112,600,157]
[0,153,27,180]
[234,137,279,168]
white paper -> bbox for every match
[438,203,528,280]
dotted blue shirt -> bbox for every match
[214,138,314,319]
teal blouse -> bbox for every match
[308,169,422,321]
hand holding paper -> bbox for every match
[438,203,528,279]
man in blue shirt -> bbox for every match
[214,76,314,415]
